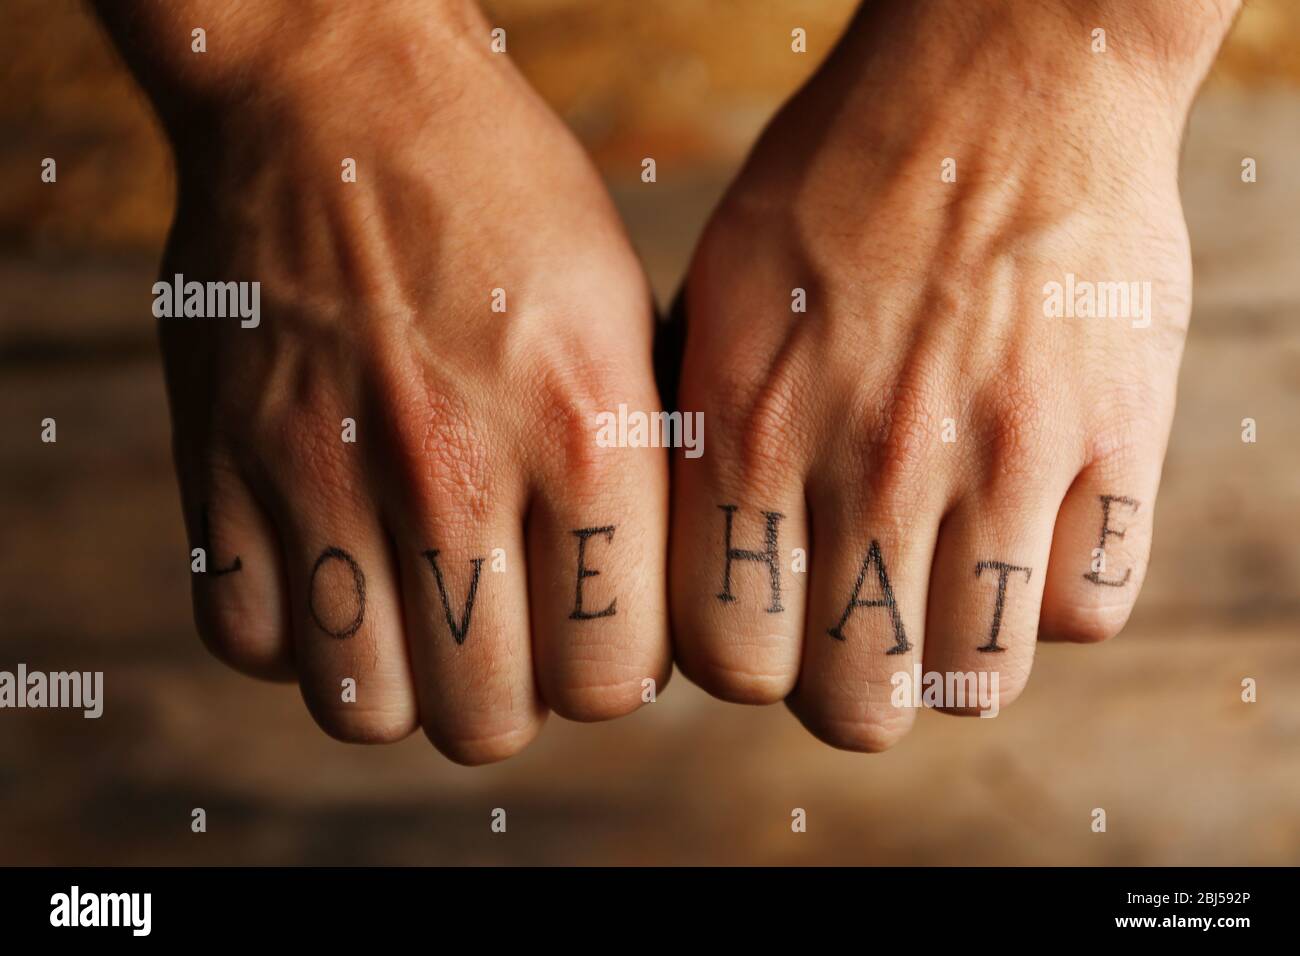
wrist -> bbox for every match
[827,0,1239,130]
[1060,0,1242,80]
[93,0,491,145]
[793,0,1240,182]
[721,0,1242,233]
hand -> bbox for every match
[669,0,1236,749]
[108,0,670,762]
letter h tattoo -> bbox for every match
[716,504,784,613]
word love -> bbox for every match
[302,525,620,642]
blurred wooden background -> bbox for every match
[1,0,1297,865]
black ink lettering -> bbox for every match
[200,506,241,576]
[827,539,911,653]
[308,546,366,639]
[716,504,783,613]
[975,560,1032,653]
[422,550,484,645]
[1084,494,1140,587]
[570,526,617,620]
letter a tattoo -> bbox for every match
[716,505,784,613]
[827,539,911,653]
[975,560,1031,653]
[423,550,484,645]
[570,526,617,620]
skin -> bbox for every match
[93,0,670,764]
[669,0,1240,749]
[91,0,1240,762]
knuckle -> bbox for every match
[976,366,1057,487]
[256,405,348,484]
[1085,416,1160,479]
[710,358,809,493]
[385,384,494,528]
[251,410,372,516]
[238,352,352,476]
[849,371,943,502]
[531,358,630,491]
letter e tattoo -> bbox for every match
[1084,495,1140,587]
[570,526,617,620]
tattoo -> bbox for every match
[570,526,617,621]
[716,504,784,613]
[827,539,911,653]
[200,506,242,576]
[308,546,366,639]
[422,550,484,645]
[1084,494,1140,587]
[975,560,1031,653]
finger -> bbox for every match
[259,426,419,744]
[527,435,671,722]
[396,509,545,764]
[1040,447,1159,643]
[670,447,809,704]
[176,439,293,681]
[923,483,1063,718]
[373,386,545,764]
[788,482,940,752]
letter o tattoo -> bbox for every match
[308,546,366,639]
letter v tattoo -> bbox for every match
[423,550,485,645]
